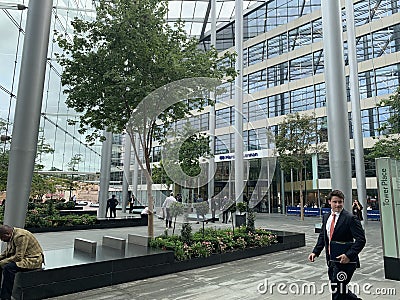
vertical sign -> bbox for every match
[376,158,398,258]
[392,159,400,256]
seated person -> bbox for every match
[0,225,44,300]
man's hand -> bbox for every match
[336,254,350,264]
[308,253,316,262]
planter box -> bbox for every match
[27,216,147,233]
[13,230,305,299]
[235,214,246,227]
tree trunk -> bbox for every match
[299,169,304,220]
[145,175,154,237]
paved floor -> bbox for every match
[35,212,400,300]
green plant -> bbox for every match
[181,223,192,243]
[150,227,278,261]
[236,202,247,215]
[246,209,256,233]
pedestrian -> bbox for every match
[209,195,216,223]
[162,192,176,229]
[129,194,136,214]
[221,196,230,223]
[352,199,363,221]
[0,225,44,299]
[308,189,366,300]
[107,195,119,218]
[195,195,205,224]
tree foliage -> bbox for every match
[55,0,236,236]
[367,86,400,160]
[274,113,325,219]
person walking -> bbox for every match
[352,199,363,221]
[308,190,366,300]
[162,192,176,228]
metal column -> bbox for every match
[122,133,131,213]
[321,0,352,211]
[208,0,216,199]
[234,0,244,204]
[345,0,367,222]
[132,133,140,201]
[98,130,112,218]
[4,0,53,228]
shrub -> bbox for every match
[150,227,278,261]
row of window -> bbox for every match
[215,63,399,120]
[200,0,399,53]
[151,102,390,161]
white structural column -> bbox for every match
[207,0,216,199]
[345,0,367,221]
[234,0,244,204]
[122,133,131,213]
[98,130,113,218]
[321,0,352,211]
[4,0,53,228]
[132,133,140,199]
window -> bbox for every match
[267,62,288,87]
[215,134,230,154]
[315,82,326,108]
[247,69,267,93]
[268,92,289,117]
[267,33,288,59]
[290,86,314,113]
[289,54,313,80]
[248,42,266,66]
[248,98,268,122]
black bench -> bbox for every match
[12,245,173,300]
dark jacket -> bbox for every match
[312,209,366,267]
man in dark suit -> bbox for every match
[308,190,366,299]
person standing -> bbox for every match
[0,225,44,300]
[195,195,205,224]
[107,195,119,218]
[209,195,216,223]
[352,199,363,221]
[162,192,176,228]
[129,194,136,214]
[308,190,366,300]
[221,196,230,223]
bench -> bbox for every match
[102,236,126,250]
[12,246,174,300]
[74,238,97,255]
[128,234,150,247]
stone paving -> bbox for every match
[36,212,400,300]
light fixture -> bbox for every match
[0,2,27,10]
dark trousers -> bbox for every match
[222,211,229,223]
[110,207,117,218]
[328,262,359,300]
[0,261,25,299]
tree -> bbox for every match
[161,123,211,194]
[367,86,400,160]
[67,154,83,172]
[274,113,325,220]
[55,0,235,237]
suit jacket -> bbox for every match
[312,209,366,267]
[0,228,44,269]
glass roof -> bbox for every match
[0,1,264,38]
[166,1,266,38]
